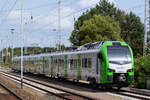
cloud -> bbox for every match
[2,0,117,47]
[79,0,115,8]
[36,6,75,29]
[7,10,31,25]
[79,0,100,8]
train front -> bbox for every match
[100,41,134,88]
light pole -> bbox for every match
[20,0,24,89]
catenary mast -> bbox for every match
[58,0,61,50]
[144,0,150,56]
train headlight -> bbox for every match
[108,68,115,72]
[127,69,133,72]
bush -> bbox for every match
[135,54,150,88]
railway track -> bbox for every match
[1,70,150,100]
[0,71,96,100]
[0,80,22,100]
[109,89,150,100]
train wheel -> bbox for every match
[117,86,121,90]
[90,78,98,88]
[100,85,106,90]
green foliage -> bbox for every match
[72,15,122,45]
[135,55,150,88]
[122,12,144,56]
[70,0,144,56]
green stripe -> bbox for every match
[50,56,54,76]
[77,54,82,80]
[64,55,68,77]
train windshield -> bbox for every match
[107,46,132,65]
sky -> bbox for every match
[0,0,145,49]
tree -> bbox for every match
[70,0,144,56]
[121,12,144,56]
[70,15,121,45]
[135,55,150,88]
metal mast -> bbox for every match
[20,0,24,89]
[1,39,3,65]
[6,36,8,64]
[144,0,150,56]
[11,29,14,63]
[58,0,61,50]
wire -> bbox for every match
[1,0,18,24]
[0,0,9,13]
[25,0,100,34]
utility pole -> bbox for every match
[20,0,24,89]
[11,29,14,63]
[6,36,8,65]
[1,39,3,65]
[58,0,61,50]
[0,39,3,67]
[144,0,150,56]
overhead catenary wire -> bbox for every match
[26,0,100,34]
[0,0,146,48]
[1,0,18,24]
[0,0,18,26]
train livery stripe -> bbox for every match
[50,56,54,76]
[64,55,68,77]
[77,54,82,80]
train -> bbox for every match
[12,41,134,89]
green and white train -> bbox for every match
[12,41,134,88]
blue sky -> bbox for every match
[0,0,145,49]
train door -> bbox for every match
[96,53,100,83]
[53,56,58,77]
[50,56,54,77]
[68,54,78,79]
[44,56,50,76]
[81,53,93,81]
[37,57,42,74]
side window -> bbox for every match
[82,58,87,68]
[88,58,92,68]
[82,58,92,68]
[70,59,73,69]
[54,59,57,65]
[70,59,77,70]
[45,59,49,67]
[61,59,64,67]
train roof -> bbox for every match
[13,41,127,60]
[13,49,100,60]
